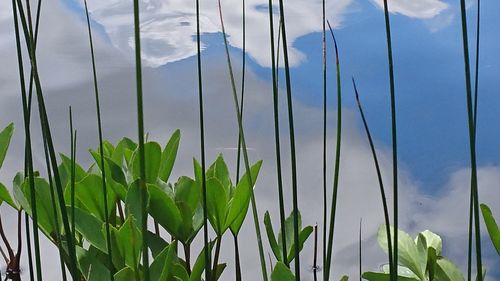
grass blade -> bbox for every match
[131,0,150,279]
[82,1,116,278]
[324,21,342,281]
[352,78,393,278]
[381,2,398,280]
[194,0,211,279]
[322,0,328,276]
[267,0,288,269]
[218,1,268,279]
[459,0,483,280]
[276,0,301,277]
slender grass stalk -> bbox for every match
[15,0,79,278]
[276,0,301,277]
[352,78,393,277]
[12,1,42,279]
[468,1,481,279]
[381,2,398,280]
[69,107,76,252]
[359,219,362,281]
[131,0,150,279]
[41,137,67,281]
[82,1,116,278]
[321,0,328,275]
[459,0,483,280]
[211,236,223,280]
[267,0,288,269]
[232,1,247,278]
[217,1,268,279]
[313,224,318,281]
[194,0,211,279]
[24,215,35,281]
[324,21,342,281]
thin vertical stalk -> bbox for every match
[25,215,35,281]
[313,224,318,281]
[352,78,393,278]
[132,0,150,279]
[233,235,242,280]
[321,0,328,275]
[12,1,42,279]
[381,2,398,280]
[359,219,362,281]
[468,2,481,279]
[194,0,211,278]
[211,236,223,281]
[82,1,116,278]
[218,2,268,280]
[459,0,482,280]
[276,0,301,277]
[69,107,76,249]
[267,0,288,269]
[324,22,342,281]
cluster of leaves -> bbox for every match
[0,126,266,281]
[363,226,484,281]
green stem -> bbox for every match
[321,0,328,275]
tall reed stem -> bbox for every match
[321,0,328,275]
[459,0,483,280]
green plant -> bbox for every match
[480,204,500,255]
[363,226,485,281]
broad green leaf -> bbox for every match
[113,137,137,166]
[279,211,302,255]
[22,177,59,238]
[339,276,349,281]
[377,225,426,280]
[75,174,116,222]
[427,247,437,280]
[206,177,228,235]
[109,217,142,270]
[271,262,295,281]
[418,230,442,255]
[13,173,29,212]
[59,153,87,182]
[146,230,169,258]
[125,180,150,229]
[104,157,128,188]
[102,140,115,157]
[148,184,183,236]
[0,182,17,209]
[264,211,283,262]
[226,160,262,232]
[159,129,180,182]
[435,258,465,281]
[206,155,232,196]
[381,265,419,278]
[362,272,420,281]
[172,263,190,281]
[131,142,162,183]
[480,203,500,255]
[114,267,136,281]
[214,263,227,281]
[286,225,313,264]
[76,246,111,281]
[0,123,14,169]
[70,206,106,253]
[193,158,203,184]
[150,242,177,281]
[174,176,199,212]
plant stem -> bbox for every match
[211,236,223,281]
[322,0,328,276]
[381,2,398,280]
[233,234,242,281]
[218,2,268,279]
[352,79,393,279]
[267,0,288,269]
[459,0,482,280]
[276,0,301,277]
[194,0,211,278]
[235,0,246,183]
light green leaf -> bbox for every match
[190,242,213,281]
[174,176,199,213]
[148,184,182,237]
[60,153,87,182]
[271,262,295,281]
[339,276,349,281]
[150,242,177,281]
[76,246,111,281]
[377,225,426,280]
[435,258,465,281]
[146,230,169,258]
[109,217,142,270]
[131,142,162,183]
[287,225,313,264]
[75,174,116,222]
[226,160,262,232]
[206,177,228,235]
[279,211,302,256]
[418,230,442,255]
[206,155,232,196]
[172,263,190,281]
[362,272,420,281]
[480,203,500,255]
[0,182,17,209]
[70,206,106,253]
[159,129,180,182]
[125,180,150,229]
[0,123,14,170]
[114,267,136,281]
[264,211,282,262]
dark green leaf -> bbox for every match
[271,262,295,281]
[131,142,162,183]
[0,123,14,170]
[125,180,150,229]
[206,177,228,235]
[148,184,182,237]
[75,174,116,222]
[435,258,465,281]
[286,225,313,264]
[480,203,500,255]
[264,211,282,262]
[0,182,17,209]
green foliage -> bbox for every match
[480,203,500,255]
[264,210,313,264]
[0,123,14,170]
[363,226,466,281]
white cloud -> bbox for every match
[79,0,353,67]
[370,0,449,19]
